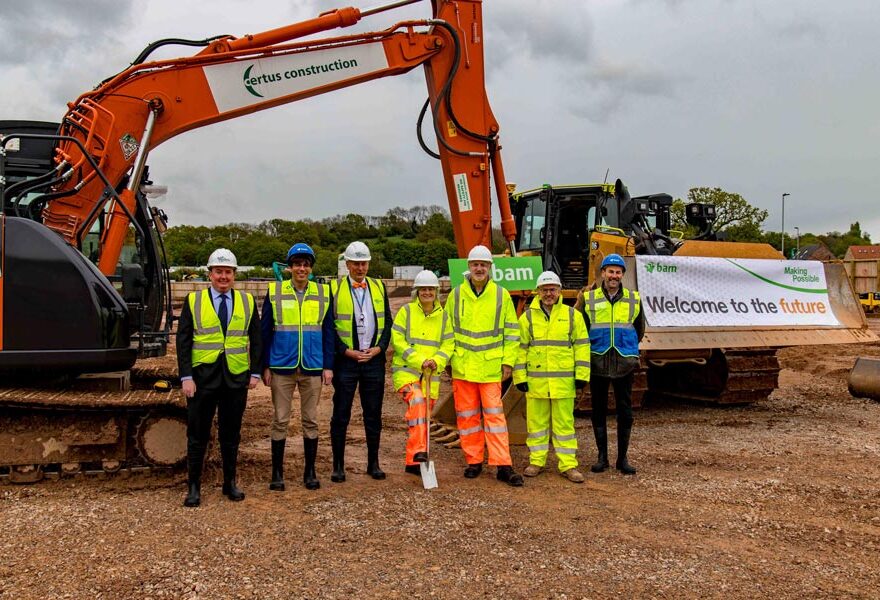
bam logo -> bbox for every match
[645,262,677,274]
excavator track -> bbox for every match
[646,347,781,405]
[0,369,187,484]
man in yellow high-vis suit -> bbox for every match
[514,271,590,483]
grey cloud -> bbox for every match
[569,60,679,122]
[775,19,825,43]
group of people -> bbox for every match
[177,241,643,507]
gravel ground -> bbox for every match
[2,320,879,599]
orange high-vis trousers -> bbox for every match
[451,379,512,466]
[400,383,434,466]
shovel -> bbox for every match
[420,369,439,489]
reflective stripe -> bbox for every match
[455,326,503,339]
[409,338,441,347]
[573,338,590,345]
[225,328,246,336]
[527,370,574,378]
[528,443,549,451]
[568,306,574,341]
[514,363,527,370]
[456,340,504,352]
[519,343,530,350]
[554,447,577,455]
[193,342,224,351]
[336,314,353,321]
[407,417,427,426]
[504,335,519,342]
[483,406,503,415]
[575,360,591,368]
[528,429,550,439]
[225,347,248,355]
[436,351,450,361]
[300,325,322,333]
[409,397,425,406]
[457,408,481,418]
[554,433,577,442]
[459,425,483,436]
[504,321,518,329]
[274,324,299,332]
[401,347,416,361]
[392,324,406,334]
[493,285,503,334]
[392,366,421,377]
[485,425,508,434]
[442,332,455,340]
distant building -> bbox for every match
[793,243,835,262]
[844,245,880,261]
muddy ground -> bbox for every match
[1,318,879,599]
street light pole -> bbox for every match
[781,193,790,256]
[794,226,800,254]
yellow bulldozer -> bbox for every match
[431,180,879,445]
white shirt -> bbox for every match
[351,278,376,351]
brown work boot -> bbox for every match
[561,468,585,484]
[523,464,544,477]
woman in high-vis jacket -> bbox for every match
[391,270,454,475]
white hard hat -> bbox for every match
[536,271,561,288]
[413,270,440,288]
[207,248,238,269]
[467,245,493,263]
[343,241,371,261]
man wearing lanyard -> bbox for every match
[177,248,261,507]
[329,241,392,482]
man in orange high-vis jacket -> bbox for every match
[445,245,523,487]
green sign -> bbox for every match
[447,256,544,291]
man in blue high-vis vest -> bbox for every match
[577,254,645,475]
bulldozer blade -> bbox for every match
[500,384,529,445]
[848,357,880,401]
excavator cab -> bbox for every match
[0,120,170,376]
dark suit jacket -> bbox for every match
[177,289,262,391]
[333,277,392,362]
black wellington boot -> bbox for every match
[303,437,320,490]
[221,447,245,501]
[366,434,386,480]
[615,426,637,475]
[330,434,346,483]
[269,439,286,491]
[183,481,201,507]
[590,425,610,473]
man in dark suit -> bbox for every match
[329,241,392,482]
[177,248,261,507]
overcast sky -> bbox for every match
[2,0,877,241]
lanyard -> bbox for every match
[352,280,368,320]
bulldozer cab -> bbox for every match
[510,183,617,290]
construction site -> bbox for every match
[0,310,877,599]
[2,0,880,598]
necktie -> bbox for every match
[352,280,367,289]
[218,293,229,335]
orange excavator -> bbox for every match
[0,0,518,480]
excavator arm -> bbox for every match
[35,0,516,276]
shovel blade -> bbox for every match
[420,460,438,489]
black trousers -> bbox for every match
[589,372,634,429]
[186,384,248,478]
[330,357,385,441]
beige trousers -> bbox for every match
[270,371,323,441]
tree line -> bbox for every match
[162,205,459,278]
[670,187,872,257]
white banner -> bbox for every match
[635,256,841,327]
[203,43,389,114]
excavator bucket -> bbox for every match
[849,358,880,401]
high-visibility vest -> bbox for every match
[583,287,641,357]
[330,276,386,350]
[267,280,329,371]
[391,299,454,396]
[445,279,519,383]
[188,288,254,374]
[513,296,590,399]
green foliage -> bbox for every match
[670,188,768,239]
[162,206,458,274]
